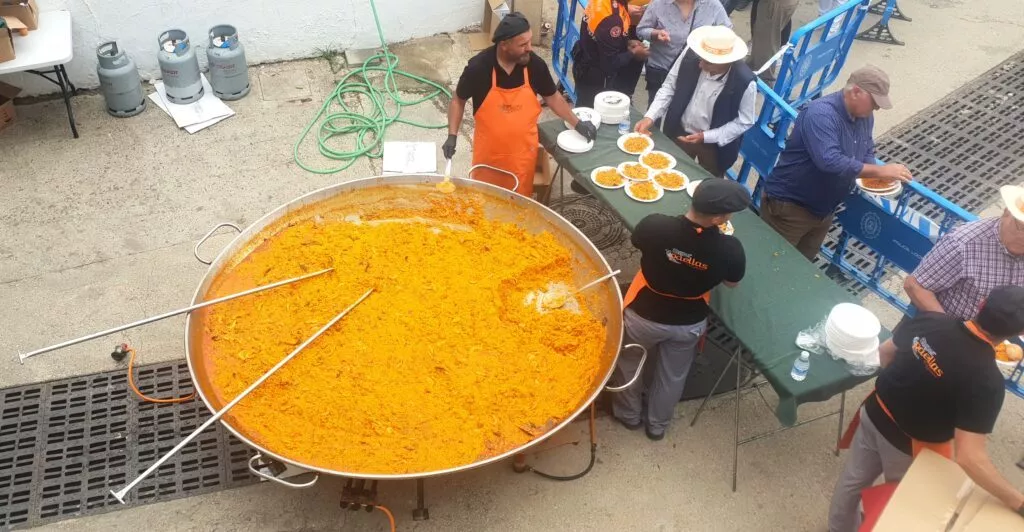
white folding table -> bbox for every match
[0,11,77,137]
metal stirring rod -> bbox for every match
[572,269,622,296]
[109,287,374,504]
[18,267,334,364]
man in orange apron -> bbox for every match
[613,179,750,441]
[444,13,596,197]
[828,285,1024,532]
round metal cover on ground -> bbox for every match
[557,130,594,154]
[549,194,628,249]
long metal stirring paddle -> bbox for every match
[18,268,334,363]
[109,287,374,504]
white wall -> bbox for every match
[5,0,481,96]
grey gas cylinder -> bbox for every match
[96,41,146,117]
[157,29,203,104]
[207,25,250,100]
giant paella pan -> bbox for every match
[184,174,637,482]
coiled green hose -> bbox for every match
[293,0,452,174]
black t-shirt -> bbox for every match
[454,46,557,114]
[627,214,745,325]
[867,312,1005,454]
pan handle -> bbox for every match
[605,344,647,393]
[247,453,319,489]
[468,164,521,193]
[194,222,241,265]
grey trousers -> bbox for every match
[828,407,913,532]
[612,309,707,435]
[751,0,800,77]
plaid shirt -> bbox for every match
[912,217,1024,320]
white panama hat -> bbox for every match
[686,25,748,65]
[1001,185,1024,222]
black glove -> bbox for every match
[574,120,597,142]
[442,134,458,159]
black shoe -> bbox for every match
[616,417,643,431]
[570,180,592,196]
[645,427,665,441]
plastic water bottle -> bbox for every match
[791,351,810,382]
[618,117,630,135]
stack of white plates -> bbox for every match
[594,91,630,125]
[563,107,602,130]
[825,303,881,368]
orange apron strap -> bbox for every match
[622,270,648,309]
[840,392,953,459]
[622,269,711,310]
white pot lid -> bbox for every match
[557,130,594,154]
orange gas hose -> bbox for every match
[125,345,196,404]
[375,505,397,532]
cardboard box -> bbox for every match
[873,449,1024,531]
[468,0,511,51]
[0,0,38,31]
[0,16,22,63]
[0,80,22,132]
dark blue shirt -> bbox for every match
[764,91,876,218]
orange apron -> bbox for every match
[471,66,542,197]
[838,320,999,459]
[622,269,711,309]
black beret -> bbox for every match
[492,12,531,43]
[692,179,751,215]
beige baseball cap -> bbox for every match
[848,65,892,110]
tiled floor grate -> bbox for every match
[0,362,259,530]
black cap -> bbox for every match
[976,285,1024,337]
[492,12,531,43]
[692,179,751,215]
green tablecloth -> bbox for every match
[540,110,875,426]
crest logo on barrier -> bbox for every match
[860,212,882,240]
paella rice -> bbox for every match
[641,152,672,170]
[654,171,686,189]
[623,136,652,154]
[860,178,895,190]
[628,181,660,201]
[595,168,625,187]
[621,163,649,181]
[200,192,608,475]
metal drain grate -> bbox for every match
[875,51,1024,215]
[0,361,259,530]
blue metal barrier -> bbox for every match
[726,1,975,315]
[735,93,976,312]
[732,0,871,200]
[765,1,871,113]
[550,0,976,314]
[857,0,913,46]
[551,0,587,103]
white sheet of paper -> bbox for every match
[152,74,234,128]
[382,142,437,174]
[147,91,233,134]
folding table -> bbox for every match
[0,11,77,137]
[538,110,878,490]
